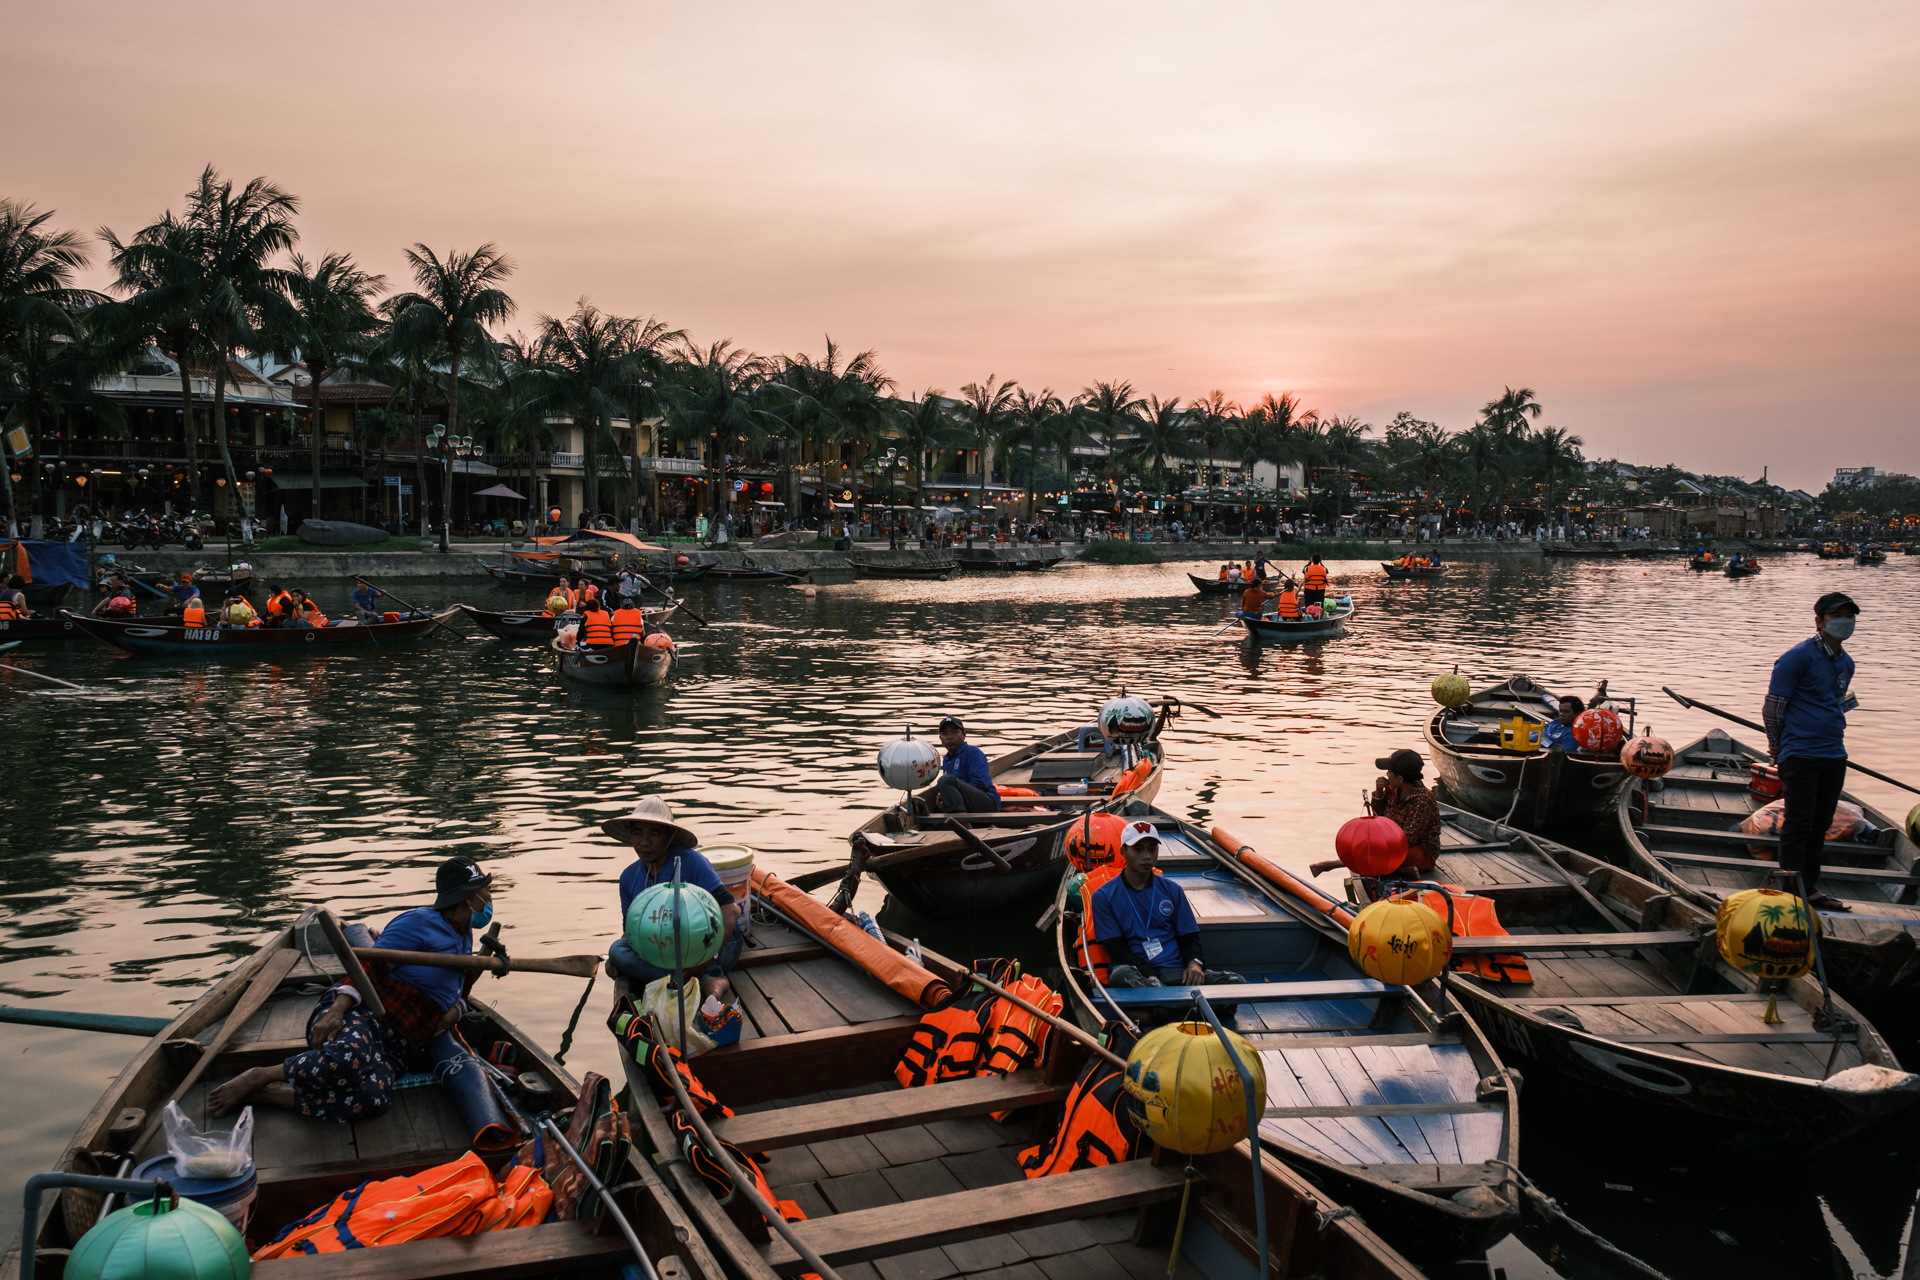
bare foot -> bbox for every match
[605,957,620,978]
[207,1070,261,1117]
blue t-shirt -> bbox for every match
[942,744,1000,810]
[1090,873,1198,969]
[1542,719,1579,752]
[351,587,379,612]
[374,907,472,1011]
[1769,636,1854,761]
[618,848,738,930]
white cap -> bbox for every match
[1120,820,1161,847]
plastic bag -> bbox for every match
[1740,799,1867,858]
[640,977,743,1056]
[164,1099,253,1178]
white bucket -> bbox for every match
[703,843,756,896]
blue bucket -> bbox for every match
[133,1154,258,1234]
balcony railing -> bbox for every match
[549,452,585,469]
[639,456,704,475]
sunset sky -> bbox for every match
[5,1,1915,490]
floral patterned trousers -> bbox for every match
[282,996,404,1122]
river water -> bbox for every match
[3,553,1916,1277]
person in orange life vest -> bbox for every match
[610,595,647,644]
[579,597,615,645]
[208,858,496,1122]
[264,584,294,626]
[1237,581,1279,622]
[1092,823,1244,1008]
[1217,563,1230,582]
[221,589,259,627]
[1273,580,1302,620]
[0,574,30,619]
[1371,748,1443,874]
[288,589,328,628]
[1301,555,1330,612]
[179,592,207,626]
[601,798,743,1001]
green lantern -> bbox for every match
[68,1196,249,1280]
[625,881,723,972]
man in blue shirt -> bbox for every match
[602,797,743,998]
[1091,822,1244,1000]
[350,580,383,623]
[1764,592,1861,910]
[933,716,1000,813]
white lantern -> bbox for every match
[1099,695,1156,744]
[878,734,941,792]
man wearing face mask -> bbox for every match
[1763,592,1862,911]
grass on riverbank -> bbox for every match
[1077,539,1159,564]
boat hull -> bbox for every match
[552,636,674,687]
[0,612,89,642]
[1425,678,1634,831]
[849,561,956,580]
[59,607,455,654]
[1381,563,1441,580]
[461,602,676,643]
[1187,572,1272,595]
[705,567,809,583]
[1240,605,1354,642]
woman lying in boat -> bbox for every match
[205,857,497,1120]
[601,797,743,1000]
[1089,821,1245,1017]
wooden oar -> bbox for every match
[351,947,603,979]
[1663,686,1920,797]
[354,577,470,642]
[0,1007,171,1036]
[0,663,82,690]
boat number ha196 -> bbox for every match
[184,627,221,641]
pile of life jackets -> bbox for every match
[1112,759,1156,795]
[1017,1020,1148,1178]
[894,959,1064,1112]
[253,1150,551,1257]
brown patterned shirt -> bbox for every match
[1377,782,1443,870]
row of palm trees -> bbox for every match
[4,167,1594,540]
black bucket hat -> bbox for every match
[433,857,493,910]
[1813,592,1860,617]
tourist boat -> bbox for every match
[459,601,678,643]
[60,607,457,655]
[1855,547,1887,565]
[847,558,957,580]
[1381,561,1442,580]
[1240,599,1355,642]
[0,611,91,642]
[7,910,716,1280]
[1618,729,1920,1008]
[1542,543,1627,557]
[1687,555,1719,570]
[611,869,1425,1280]
[1187,572,1272,595]
[551,634,675,688]
[1816,544,1852,560]
[839,704,1178,920]
[1052,807,1522,1260]
[954,548,1066,571]
[1329,807,1920,1141]
[480,559,610,589]
[669,563,712,582]
[1723,560,1761,578]
[1424,675,1633,831]
[704,564,810,584]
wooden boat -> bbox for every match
[1187,572,1273,595]
[1240,600,1355,642]
[1347,806,1920,1140]
[843,712,1174,920]
[670,564,712,582]
[1424,675,1633,831]
[7,910,719,1280]
[1855,548,1887,565]
[61,606,457,655]
[460,602,678,643]
[1618,730,1920,1007]
[480,559,608,589]
[705,564,810,583]
[1381,562,1441,580]
[1815,545,1851,560]
[0,611,90,642]
[1542,543,1625,557]
[1687,555,1719,570]
[1723,560,1761,578]
[551,634,675,688]
[1052,806,1522,1261]
[954,548,1065,571]
[612,871,1426,1280]
[848,559,957,580]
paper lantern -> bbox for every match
[1431,672,1470,709]
[1335,814,1408,877]
[1348,897,1452,986]
[1122,1021,1266,1155]
[1905,802,1919,844]
[1620,731,1674,779]
[624,882,723,972]
[1098,695,1155,743]
[1716,888,1818,980]
[1065,813,1128,871]
[1572,707,1625,753]
[67,1195,249,1280]
[877,735,940,792]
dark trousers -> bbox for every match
[937,774,999,813]
[1777,756,1848,897]
[1303,589,1326,611]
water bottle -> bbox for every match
[856,911,885,942]
[1059,779,1089,796]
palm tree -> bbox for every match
[889,389,959,496]
[1529,425,1584,533]
[528,302,641,521]
[183,166,302,495]
[663,339,778,531]
[387,243,516,543]
[364,311,447,537]
[278,251,386,517]
[0,200,100,535]
[475,333,551,530]
[1078,380,1144,479]
[1010,386,1069,522]
[1476,387,1542,528]
[1186,391,1239,534]
[101,212,211,510]
[619,316,684,530]
[956,375,1019,529]
[1132,396,1188,507]
[1319,415,1373,524]
[771,339,893,525]
[1242,392,1313,540]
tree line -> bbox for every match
[2,165,1748,539]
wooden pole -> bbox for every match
[350,947,602,979]
[316,910,386,1018]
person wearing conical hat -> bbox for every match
[602,797,742,998]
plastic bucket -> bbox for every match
[703,843,756,899]
[133,1154,257,1235]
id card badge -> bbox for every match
[1141,936,1166,963]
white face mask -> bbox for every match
[1824,615,1856,641]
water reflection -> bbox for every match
[2,553,1917,1275]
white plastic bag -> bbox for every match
[163,1099,253,1178]
[641,976,742,1056]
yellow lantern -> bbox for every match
[1716,888,1818,980]
[1431,672,1470,709]
[1348,897,1452,986]
[1498,716,1542,753]
[1905,801,1919,844]
[1122,1021,1267,1155]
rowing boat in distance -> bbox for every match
[1363,806,1920,1140]
[1240,599,1355,642]
[1055,806,1523,1261]
[611,869,1426,1280]
[705,565,810,583]
[1618,729,1920,1008]
[480,559,610,589]
[1187,572,1273,595]
[60,607,457,655]
[0,611,90,642]
[1424,675,1633,831]
[848,558,957,580]
[551,634,675,688]
[7,910,718,1280]
[459,601,679,643]
[1382,562,1442,580]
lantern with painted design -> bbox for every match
[1348,897,1452,986]
[1121,1021,1267,1155]
[1716,888,1818,980]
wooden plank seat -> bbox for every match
[1098,978,1393,1007]
[249,1219,633,1280]
[712,1070,1067,1151]
[1634,823,1893,857]
[1650,851,1920,885]
[763,1158,1190,1274]
[1503,993,1771,1006]
[1449,931,1694,953]
[1261,1101,1501,1119]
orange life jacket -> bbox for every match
[1218,567,1228,581]
[894,959,1019,1088]
[1018,1022,1146,1178]
[252,1151,549,1258]
[582,583,599,606]
[980,973,1062,1081]
[580,611,614,645]
[610,1000,735,1121]
[1277,589,1300,619]
[181,602,205,625]
[1113,760,1154,795]
[610,607,646,644]
[298,601,328,627]
[1408,887,1532,984]
[1303,564,1328,590]
[267,591,292,617]
[668,1109,808,1229]
[0,599,19,620]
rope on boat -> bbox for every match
[1313,1204,1358,1232]
[554,971,597,1064]
[1487,1160,1673,1280]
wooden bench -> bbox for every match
[1450,931,1694,953]
[1100,979,1393,1007]
[250,1219,632,1279]
[1635,823,1892,858]
[1650,851,1920,885]
[765,1159,1190,1273]
[712,1070,1067,1151]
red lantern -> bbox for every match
[676,555,691,565]
[1335,812,1408,877]
[1572,707,1625,753]
[760,482,773,493]
[1621,731,1674,779]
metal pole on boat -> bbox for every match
[538,1118,662,1280]
[21,1174,174,1280]
[1188,992,1267,1276]
[671,857,688,1059]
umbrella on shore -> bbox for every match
[474,483,526,500]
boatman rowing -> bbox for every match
[603,797,743,999]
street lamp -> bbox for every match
[878,447,912,548]
[425,424,452,551]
